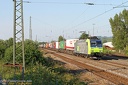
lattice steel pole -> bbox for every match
[29,16,32,40]
[13,0,25,71]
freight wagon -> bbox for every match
[65,39,79,54]
[45,43,49,48]
[49,43,52,48]
[56,42,59,49]
[58,39,78,53]
[58,40,66,52]
[52,42,56,49]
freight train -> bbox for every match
[41,36,103,59]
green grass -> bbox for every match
[0,59,21,79]
[0,57,87,85]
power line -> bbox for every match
[114,1,128,8]
[67,0,128,29]
[31,17,59,29]
[24,1,116,6]
[27,1,84,4]
[62,7,90,30]
[18,0,128,38]
[113,5,128,8]
[85,3,114,6]
[22,0,118,30]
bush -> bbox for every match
[125,45,128,56]
[4,46,13,62]
[4,40,43,65]
[103,47,112,54]
[22,65,87,85]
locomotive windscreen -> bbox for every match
[90,40,102,47]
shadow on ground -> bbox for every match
[100,54,128,60]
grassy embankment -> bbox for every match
[0,53,87,85]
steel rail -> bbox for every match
[44,49,128,84]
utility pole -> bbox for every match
[36,35,37,42]
[29,16,32,40]
[63,30,64,40]
[88,31,90,37]
[93,24,95,36]
[13,0,25,71]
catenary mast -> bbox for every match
[13,0,25,71]
[29,16,32,40]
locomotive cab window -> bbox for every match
[90,40,102,47]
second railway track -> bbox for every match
[44,49,128,85]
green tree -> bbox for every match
[5,38,13,48]
[79,32,89,39]
[4,39,42,65]
[4,46,13,62]
[58,35,65,42]
[0,38,13,59]
[0,39,6,58]
[109,9,128,51]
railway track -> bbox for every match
[98,60,128,69]
[44,49,128,84]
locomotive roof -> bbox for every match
[88,36,99,39]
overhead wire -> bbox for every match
[26,1,84,4]
[25,1,115,5]
[62,7,90,30]
[23,0,128,38]
[31,17,59,28]
[31,17,60,41]
[113,5,128,8]
[27,1,92,39]
[66,0,128,30]
[24,1,118,30]
[61,0,97,33]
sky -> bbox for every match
[0,0,128,42]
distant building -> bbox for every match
[103,42,114,50]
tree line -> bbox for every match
[0,38,42,65]
[109,9,128,54]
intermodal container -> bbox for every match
[52,42,56,49]
[59,41,66,49]
[66,39,78,50]
[46,43,49,48]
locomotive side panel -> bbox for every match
[74,40,88,54]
